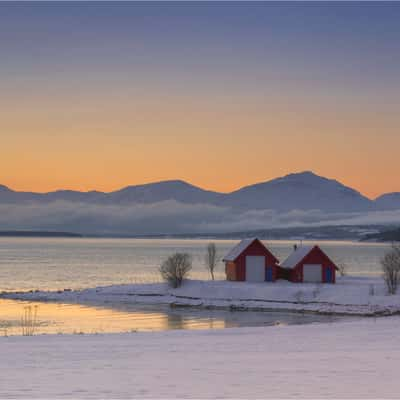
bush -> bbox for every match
[381,244,400,295]
[160,253,192,288]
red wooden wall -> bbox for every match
[230,239,279,281]
[289,246,336,283]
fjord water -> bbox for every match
[0,237,389,292]
[0,238,381,335]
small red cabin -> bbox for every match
[223,238,279,282]
[279,245,338,283]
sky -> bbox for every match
[1,2,399,199]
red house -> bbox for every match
[223,238,280,282]
[279,245,338,283]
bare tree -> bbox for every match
[369,284,375,297]
[160,253,192,288]
[381,244,400,295]
[337,261,347,277]
[205,242,217,280]
[312,283,322,299]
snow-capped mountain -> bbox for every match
[226,171,373,212]
[105,180,224,205]
[1,172,399,235]
[0,172,398,211]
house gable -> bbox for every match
[234,239,279,281]
[297,246,338,271]
[289,245,338,283]
[223,238,278,264]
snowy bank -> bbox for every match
[2,276,400,316]
[1,317,400,398]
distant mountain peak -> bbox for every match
[284,170,318,178]
[271,171,363,195]
[229,170,372,212]
[277,171,332,183]
[116,179,200,193]
[236,171,333,192]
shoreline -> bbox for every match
[2,276,400,317]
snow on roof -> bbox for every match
[223,238,258,262]
[280,245,314,269]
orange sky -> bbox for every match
[1,87,399,199]
[2,3,400,200]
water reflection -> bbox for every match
[0,299,350,336]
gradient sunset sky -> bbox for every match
[1,2,399,198]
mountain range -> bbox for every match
[0,171,398,212]
[0,172,399,235]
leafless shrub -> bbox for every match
[21,305,38,336]
[337,262,347,277]
[369,284,375,297]
[160,253,192,288]
[312,284,322,299]
[381,244,400,295]
[294,290,305,303]
[205,242,218,280]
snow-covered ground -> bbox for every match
[2,277,400,398]
[2,276,400,316]
[1,317,400,398]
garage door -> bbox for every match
[245,256,265,282]
[303,264,322,283]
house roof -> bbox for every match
[280,245,314,269]
[223,238,258,262]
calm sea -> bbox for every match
[0,237,390,292]
[0,238,383,335]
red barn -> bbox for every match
[223,238,279,282]
[280,245,338,283]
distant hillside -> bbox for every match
[1,171,398,212]
[226,171,373,212]
[0,184,105,204]
[0,231,82,238]
[362,227,400,242]
[375,193,400,210]
[167,224,383,241]
[106,180,224,205]
[1,172,399,235]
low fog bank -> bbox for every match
[0,200,400,235]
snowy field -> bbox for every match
[1,316,400,398]
[2,277,400,398]
[3,276,400,316]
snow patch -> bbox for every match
[3,276,400,316]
